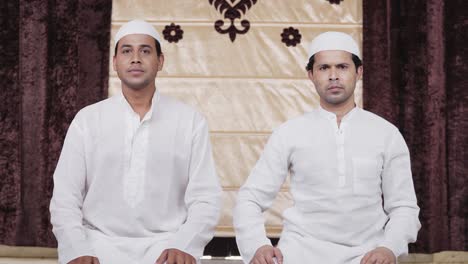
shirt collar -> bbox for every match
[318,104,360,123]
[117,88,160,121]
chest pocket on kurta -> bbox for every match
[352,157,383,196]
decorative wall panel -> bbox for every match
[110,0,363,237]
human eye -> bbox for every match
[121,48,131,54]
[141,48,151,54]
[337,64,349,70]
[319,65,328,71]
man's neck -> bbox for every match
[320,100,356,127]
[122,86,156,120]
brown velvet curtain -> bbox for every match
[363,0,468,252]
[0,0,112,247]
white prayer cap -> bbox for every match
[114,19,161,49]
[308,31,360,59]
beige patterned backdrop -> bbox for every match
[110,0,363,237]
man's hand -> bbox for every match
[155,248,196,264]
[68,256,100,264]
[360,247,396,264]
[250,245,283,264]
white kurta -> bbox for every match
[234,107,421,264]
[50,91,222,264]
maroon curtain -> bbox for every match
[363,0,468,252]
[0,0,112,247]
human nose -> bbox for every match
[328,67,339,81]
[131,51,141,64]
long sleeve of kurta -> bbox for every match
[233,107,421,264]
[50,92,222,264]
[378,130,421,256]
[166,118,222,257]
[233,130,288,263]
[50,117,96,264]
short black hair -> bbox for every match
[114,38,162,57]
[305,53,362,72]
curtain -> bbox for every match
[0,0,112,247]
[363,0,468,252]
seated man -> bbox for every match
[50,20,222,264]
[234,32,421,264]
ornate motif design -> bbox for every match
[281,27,302,47]
[208,0,258,42]
[162,23,184,43]
[327,0,344,4]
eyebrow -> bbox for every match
[316,63,350,67]
[119,44,153,49]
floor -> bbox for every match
[1,251,468,264]
[0,258,243,264]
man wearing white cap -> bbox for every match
[50,20,222,264]
[234,31,420,264]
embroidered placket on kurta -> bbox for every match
[319,107,353,188]
[122,98,154,208]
